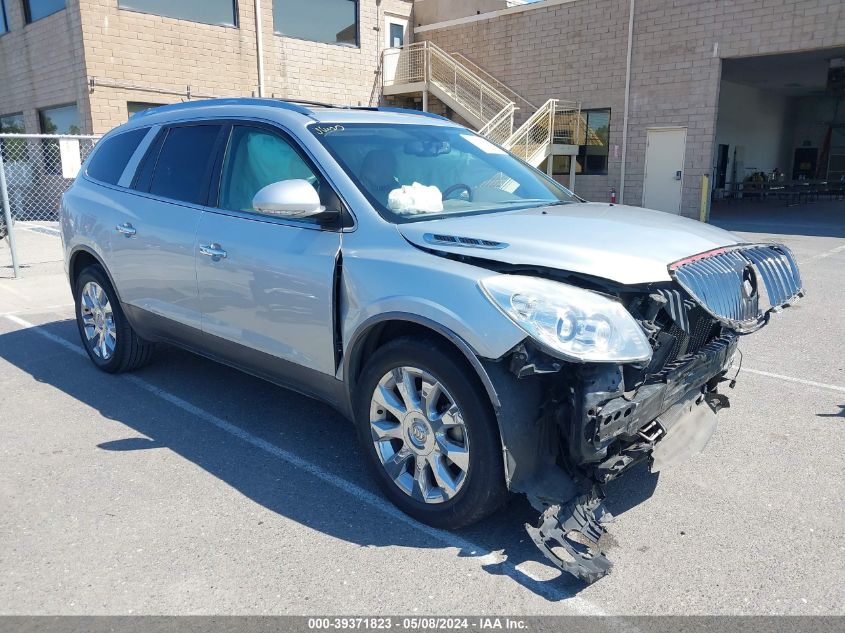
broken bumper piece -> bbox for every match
[525,490,614,584]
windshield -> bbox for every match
[310,123,579,222]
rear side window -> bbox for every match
[86,128,149,185]
[149,125,221,204]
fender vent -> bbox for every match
[424,233,508,250]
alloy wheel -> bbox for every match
[79,281,116,361]
[369,366,470,503]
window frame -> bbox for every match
[23,0,66,24]
[272,0,360,48]
[116,0,239,29]
[208,120,350,231]
[576,108,611,176]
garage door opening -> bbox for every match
[711,47,845,220]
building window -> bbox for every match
[0,112,27,162]
[24,0,66,24]
[388,22,404,48]
[0,112,25,134]
[118,0,237,28]
[38,103,80,135]
[273,0,358,46]
[1,0,10,34]
[576,108,610,175]
[38,103,81,174]
[127,102,163,118]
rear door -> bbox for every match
[195,123,342,385]
[108,122,225,333]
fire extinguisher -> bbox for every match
[610,187,617,204]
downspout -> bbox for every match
[619,0,635,204]
[255,0,266,97]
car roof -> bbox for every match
[116,98,459,133]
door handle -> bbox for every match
[115,222,136,237]
[674,170,683,180]
[199,243,227,260]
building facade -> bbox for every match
[414,0,845,216]
[1,0,843,219]
[0,0,413,135]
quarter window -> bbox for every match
[24,0,66,23]
[273,0,358,46]
[86,128,149,186]
[149,125,221,205]
[218,126,319,215]
[118,0,237,27]
[576,109,610,175]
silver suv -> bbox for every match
[61,99,802,583]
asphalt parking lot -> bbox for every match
[1,204,843,615]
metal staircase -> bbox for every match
[382,41,581,173]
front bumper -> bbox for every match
[486,332,738,584]
[573,334,738,481]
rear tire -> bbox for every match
[354,336,507,529]
[74,265,154,373]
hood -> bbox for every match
[396,202,744,285]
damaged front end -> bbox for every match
[486,243,803,584]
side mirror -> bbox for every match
[252,179,328,219]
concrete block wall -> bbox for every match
[417,0,845,217]
[0,2,88,133]
[2,1,412,135]
[81,0,412,132]
[79,0,260,132]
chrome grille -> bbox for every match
[669,244,803,333]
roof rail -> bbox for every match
[131,97,314,118]
[375,106,451,121]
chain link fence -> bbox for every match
[0,133,99,278]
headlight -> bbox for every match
[479,275,652,363]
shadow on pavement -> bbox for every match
[0,317,660,601]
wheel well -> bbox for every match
[68,250,101,295]
[348,319,494,407]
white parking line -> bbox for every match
[0,303,74,318]
[800,243,845,264]
[744,367,845,394]
[2,313,606,613]
[19,224,62,237]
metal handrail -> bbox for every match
[450,53,537,113]
[503,98,582,164]
[382,42,515,129]
[479,103,516,145]
[380,42,582,166]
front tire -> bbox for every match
[354,337,507,529]
[74,265,154,373]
